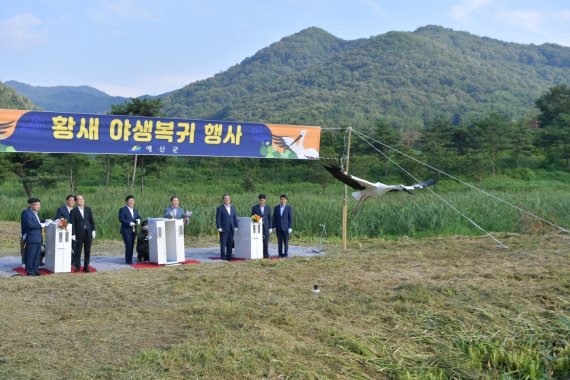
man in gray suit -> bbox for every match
[164,196,190,223]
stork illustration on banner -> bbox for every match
[272,129,319,159]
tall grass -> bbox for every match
[1,180,569,240]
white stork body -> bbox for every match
[352,182,405,201]
[324,161,437,214]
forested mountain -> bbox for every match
[4,81,127,113]
[0,81,38,110]
[163,25,570,131]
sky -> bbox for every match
[1,0,569,97]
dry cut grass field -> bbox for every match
[0,227,569,379]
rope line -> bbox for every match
[351,129,508,248]
[314,128,352,251]
[350,128,569,234]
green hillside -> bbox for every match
[4,80,127,113]
[163,25,570,130]
[0,81,38,110]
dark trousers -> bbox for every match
[74,229,92,269]
[262,230,269,258]
[219,229,234,259]
[122,231,136,264]
[24,243,41,275]
[276,229,289,257]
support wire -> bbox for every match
[351,129,509,248]
[351,128,568,234]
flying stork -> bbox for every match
[324,160,438,215]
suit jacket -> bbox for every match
[55,205,72,221]
[119,206,140,234]
[70,207,95,240]
[251,204,272,232]
[21,208,43,244]
[273,204,293,231]
[216,204,238,232]
[164,206,184,219]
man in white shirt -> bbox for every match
[251,194,272,258]
[70,194,96,272]
[118,195,141,264]
[215,194,239,260]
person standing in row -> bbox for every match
[21,197,49,276]
[251,194,272,259]
[164,196,183,219]
[164,195,191,224]
[215,194,238,260]
[70,194,96,272]
[54,194,75,220]
[119,195,141,265]
[54,194,75,263]
[273,194,293,258]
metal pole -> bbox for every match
[342,127,352,251]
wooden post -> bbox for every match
[131,154,138,189]
[342,127,352,251]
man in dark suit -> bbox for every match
[251,194,272,258]
[53,195,75,263]
[215,194,239,260]
[70,194,96,272]
[54,194,75,221]
[21,197,49,276]
[272,194,293,258]
[119,195,141,264]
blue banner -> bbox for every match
[0,109,321,159]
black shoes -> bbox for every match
[74,267,81,272]
[83,268,91,273]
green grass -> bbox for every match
[1,178,569,242]
[0,234,569,379]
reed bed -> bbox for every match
[1,182,568,241]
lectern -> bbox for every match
[45,222,72,273]
[234,217,263,259]
[148,218,185,264]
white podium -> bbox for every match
[148,218,185,264]
[234,217,263,259]
[45,223,72,273]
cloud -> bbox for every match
[358,0,384,16]
[93,73,205,97]
[495,10,544,33]
[87,0,157,23]
[552,9,570,22]
[0,13,45,49]
[450,0,493,21]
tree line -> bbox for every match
[1,85,569,197]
